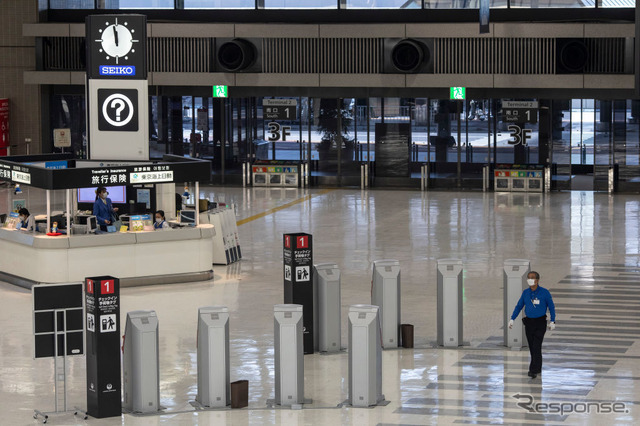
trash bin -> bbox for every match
[230,380,248,408]
[401,324,414,348]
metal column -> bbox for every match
[196,306,231,408]
[274,304,304,406]
[313,263,341,353]
[436,259,463,347]
[371,260,401,348]
[348,304,384,407]
[123,310,160,414]
[503,259,530,349]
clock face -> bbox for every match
[86,14,147,80]
[95,18,139,64]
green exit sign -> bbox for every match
[450,87,466,100]
[213,85,228,98]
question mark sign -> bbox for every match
[110,99,125,121]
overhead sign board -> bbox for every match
[263,99,297,120]
[501,100,539,124]
[11,170,31,184]
[0,154,211,190]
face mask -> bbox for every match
[101,193,107,199]
[527,279,536,286]
[155,218,162,223]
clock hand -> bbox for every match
[113,25,119,47]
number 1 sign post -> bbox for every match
[283,233,314,354]
[85,275,121,418]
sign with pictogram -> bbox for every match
[98,89,138,131]
[284,265,292,281]
[87,313,96,332]
[296,266,310,282]
[85,275,121,418]
[100,314,117,333]
[283,232,314,354]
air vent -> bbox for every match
[383,38,433,73]
[215,38,260,73]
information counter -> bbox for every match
[0,153,215,288]
[0,225,215,288]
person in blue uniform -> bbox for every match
[509,271,556,379]
[153,210,169,230]
[93,186,118,232]
[17,208,35,231]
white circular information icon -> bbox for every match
[102,93,135,127]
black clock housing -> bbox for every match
[86,14,147,80]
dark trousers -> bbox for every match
[524,315,547,374]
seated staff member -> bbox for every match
[93,186,119,231]
[154,210,169,230]
[17,208,35,231]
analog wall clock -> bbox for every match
[95,17,138,64]
[86,14,147,80]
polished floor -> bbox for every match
[1,187,640,425]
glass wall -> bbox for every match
[347,0,421,8]
[265,0,336,7]
[49,0,94,8]
[185,0,254,7]
[48,0,630,8]
[45,94,640,189]
[116,0,174,8]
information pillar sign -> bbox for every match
[85,275,121,418]
[283,233,314,354]
[86,14,149,161]
[0,98,8,155]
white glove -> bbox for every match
[508,319,514,329]
[548,321,555,330]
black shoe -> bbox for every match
[527,371,537,378]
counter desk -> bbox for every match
[0,225,215,288]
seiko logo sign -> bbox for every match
[99,65,136,76]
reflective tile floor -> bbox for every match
[1,187,640,425]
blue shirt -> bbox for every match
[93,197,114,226]
[511,285,556,322]
[153,220,169,230]
[18,215,35,231]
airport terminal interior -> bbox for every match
[2,186,640,424]
[2,0,640,425]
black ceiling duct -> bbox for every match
[216,38,257,72]
[383,38,433,74]
[392,39,426,72]
[556,39,589,74]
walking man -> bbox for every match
[509,271,556,379]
